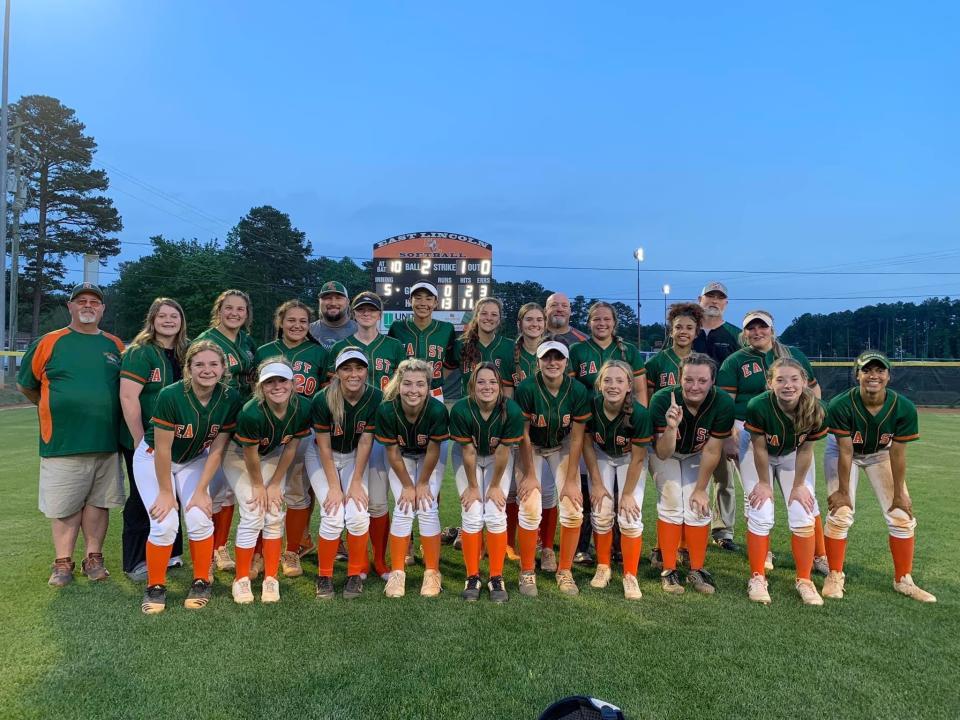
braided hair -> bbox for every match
[458,297,503,375]
[273,299,323,345]
[514,302,546,381]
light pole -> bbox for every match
[634,248,644,350]
[662,284,671,342]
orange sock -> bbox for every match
[814,515,826,557]
[684,524,710,571]
[317,536,339,576]
[421,534,441,571]
[212,505,234,549]
[505,502,519,549]
[461,531,483,576]
[346,531,369,576]
[621,535,643,577]
[824,536,847,573]
[594,530,613,566]
[747,531,768,577]
[235,545,255,579]
[188,536,214,581]
[284,507,312,553]
[791,533,816,580]
[262,537,282,578]
[540,506,558,551]
[888,535,915,582]
[146,541,173,586]
[486,530,507,577]
[657,520,683,571]
[517,527,539,572]
[558,525,581,571]
[389,534,409,572]
[369,514,390,576]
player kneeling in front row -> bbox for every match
[581,361,653,600]
[822,351,935,603]
[375,359,450,598]
[223,359,312,604]
[137,341,242,614]
[307,348,381,600]
[649,353,733,596]
[743,358,828,606]
[450,363,525,603]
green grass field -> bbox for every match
[1,408,958,720]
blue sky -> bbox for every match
[9,1,960,326]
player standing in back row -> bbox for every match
[388,282,457,402]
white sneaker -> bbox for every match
[748,573,771,605]
[384,570,406,598]
[822,570,846,599]
[556,569,579,596]
[893,574,937,603]
[813,555,830,577]
[261,576,280,603]
[590,563,612,589]
[795,578,824,606]
[540,547,558,573]
[420,569,443,597]
[214,546,235,571]
[518,570,538,597]
[622,574,642,600]
[280,551,303,578]
[232,577,254,604]
[764,551,775,571]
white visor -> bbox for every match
[410,282,439,298]
[536,340,569,359]
[258,362,294,383]
[742,311,774,329]
[335,348,369,370]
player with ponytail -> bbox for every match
[448,297,516,397]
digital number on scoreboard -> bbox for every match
[372,232,493,313]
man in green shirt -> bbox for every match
[18,283,126,587]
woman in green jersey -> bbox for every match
[569,301,647,405]
[136,340,242,614]
[448,297,516,398]
[742,358,828,606]
[644,302,703,395]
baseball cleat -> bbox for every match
[141,584,167,614]
[213,546,235,571]
[280,551,303,578]
[573,549,594,565]
[440,526,459,545]
[539,547,558,573]
[764,551,775,571]
[461,574,482,601]
[518,570,538,597]
[384,570,406,598]
[712,537,739,552]
[81,553,110,582]
[622,574,643,600]
[590,564,612,589]
[748,573,771,605]
[660,569,685,595]
[795,578,824,606]
[249,553,264,581]
[232,577,254,604]
[686,569,717,595]
[453,529,463,551]
[343,574,364,599]
[420,569,443,597]
[556,569,580,596]
[315,575,335,600]
[184,578,213,609]
[48,558,75,588]
[261,576,281,603]
[893,574,937,603]
[167,555,184,569]
[488,576,509,603]
[649,548,663,571]
[813,555,830,577]
[822,570,846,599]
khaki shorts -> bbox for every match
[39,452,126,519]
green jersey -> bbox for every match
[233,394,313,456]
[119,342,180,449]
[827,388,919,455]
[649,386,735,455]
[374,397,449,455]
[147,381,242,464]
[387,318,457,390]
[449,397,525,456]
[326,334,407,392]
[510,344,538,387]
[18,327,124,458]
[717,346,818,420]
[514,374,592,450]
[446,334,517,392]
[568,338,646,392]
[254,339,327,399]
[586,396,653,458]
[194,326,258,398]
[312,385,382,454]
[744,391,829,456]
[644,348,686,394]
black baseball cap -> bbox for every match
[351,292,383,311]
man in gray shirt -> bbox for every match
[545,292,588,346]
[309,281,359,349]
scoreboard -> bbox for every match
[372,232,493,317]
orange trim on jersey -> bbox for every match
[633,368,646,376]
[221,422,237,431]
[829,428,851,437]
[234,433,259,444]
[450,434,473,443]
[807,427,829,441]
[31,328,71,443]
[573,412,591,422]
[710,429,733,439]
[632,435,653,445]
[294,428,312,438]
[501,435,523,444]
[120,369,148,384]
[719,385,737,392]
[744,422,764,435]
[375,434,397,445]
[500,378,515,388]
[314,422,331,431]
[430,433,450,441]
[152,416,176,429]
[893,433,919,443]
